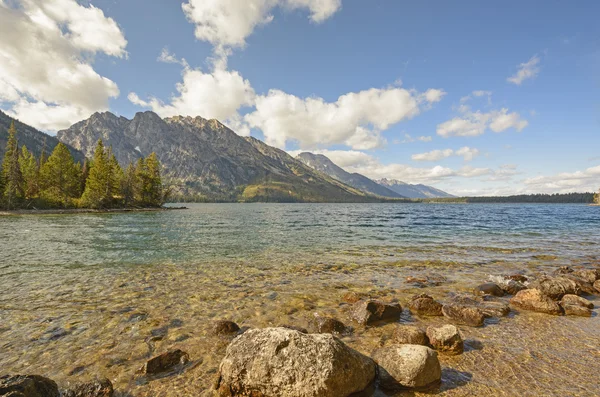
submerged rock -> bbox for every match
[449,294,510,318]
[391,325,429,346]
[510,289,563,315]
[341,291,368,304]
[213,321,241,336]
[62,378,113,397]
[408,294,443,316]
[475,283,504,297]
[561,304,592,317]
[426,325,463,355]
[529,276,580,300]
[372,345,441,390]
[0,375,59,397]
[314,317,347,334]
[442,303,485,327]
[143,349,190,374]
[560,294,594,309]
[351,300,402,326]
[216,327,376,397]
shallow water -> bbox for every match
[1,203,599,396]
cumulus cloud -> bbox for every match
[395,134,433,144]
[507,55,540,85]
[412,146,480,162]
[182,0,342,50]
[437,96,528,138]
[0,0,127,131]
[523,165,600,193]
[245,86,445,150]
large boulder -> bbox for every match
[529,276,580,300]
[407,294,443,316]
[425,325,463,355]
[475,283,504,297]
[350,300,402,326]
[62,379,113,397]
[391,326,429,346]
[372,345,441,390]
[510,289,563,315]
[0,375,60,397]
[441,303,485,327]
[216,327,376,397]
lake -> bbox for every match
[1,203,599,396]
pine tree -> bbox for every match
[134,157,147,206]
[2,121,24,209]
[40,143,81,207]
[108,151,123,203]
[39,138,48,169]
[81,140,116,208]
[19,146,39,200]
[121,161,137,207]
[145,152,163,207]
[79,159,90,196]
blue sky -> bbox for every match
[1,0,599,195]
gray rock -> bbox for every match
[426,325,463,355]
[560,294,594,309]
[391,326,429,346]
[372,345,441,390]
[529,276,580,300]
[510,289,564,315]
[143,349,190,374]
[350,300,402,326]
[216,327,376,397]
[475,283,504,297]
[407,294,443,316]
[62,378,113,397]
[441,304,485,327]
[0,375,59,397]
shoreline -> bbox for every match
[0,206,187,216]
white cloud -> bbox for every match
[181,0,342,50]
[245,86,445,150]
[157,47,188,67]
[437,96,528,138]
[523,165,600,193]
[0,0,127,131]
[507,55,540,85]
[396,134,433,144]
[412,147,479,162]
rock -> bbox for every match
[561,304,592,317]
[405,274,447,288]
[143,349,190,374]
[407,294,443,316]
[426,325,463,355]
[562,274,597,295]
[594,280,600,293]
[510,289,564,315]
[554,266,573,276]
[448,294,510,318]
[213,321,240,336]
[441,304,485,327]
[314,317,347,334]
[475,283,504,297]
[0,375,60,397]
[392,326,429,346]
[216,327,375,397]
[341,291,367,304]
[351,300,402,326]
[62,379,113,397]
[280,325,308,334]
[508,274,528,283]
[529,276,580,300]
[372,345,441,390]
[560,294,594,309]
[501,279,528,295]
[572,269,600,284]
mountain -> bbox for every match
[377,178,454,199]
[296,152,404,198]
[0,110,84,164]
[57,111,376,202]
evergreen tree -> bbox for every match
[121,161,137,207]
[134,157,147,206]
[145,152,163,206]
[40,143,81,207]
[81,140,117,208]
[19,146,39,200]
[108,151,123,202]
[79,159,90,196]
[2,121,24,209]
[39,138,48,169]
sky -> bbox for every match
[0,0,599,196]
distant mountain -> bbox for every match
[377,178,454,199]
[296,152,404,198]
[57,111,376,202]
[0,110,84,164]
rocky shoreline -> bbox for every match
[0,206,187,216]
[2,264,599,397]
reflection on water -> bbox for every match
[0,203,599,396]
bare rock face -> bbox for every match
[408,294,443,316]
[560,294,594,309]
[529,276,580,300]
[314,317,347,334]
[0,375,60,397]
[475,283,504,297]
[441,304,485,327]
[425,325,463,355]
[391,326,429,346]
[372,345,441,390]
[62,378,113,397]
[351,300,402,326]
[216,327,376,397]
[143,349,190,374]
[213,321,241,336]
[510,289,563,315]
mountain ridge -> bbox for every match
[377,178,455,198]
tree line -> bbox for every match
[0,121,165,210]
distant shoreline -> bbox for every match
[0,206,187,216]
